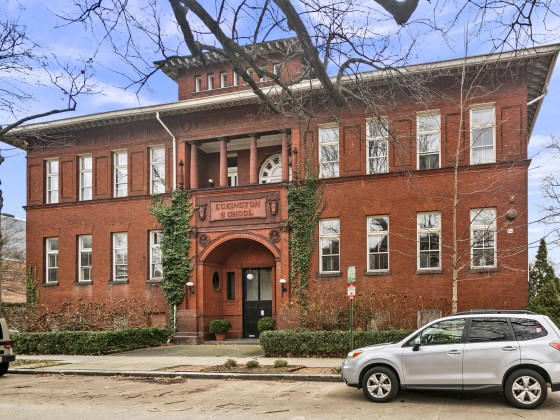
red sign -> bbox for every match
[347,284,356,300]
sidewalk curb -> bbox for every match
[9,368,343,383]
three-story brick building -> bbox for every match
[7,40,559,340]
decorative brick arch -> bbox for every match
[199,231,281,262]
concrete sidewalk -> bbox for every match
[9,344,344,382]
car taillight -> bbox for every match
[550,341,560,351]
[3,340,12,349]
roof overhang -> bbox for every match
[5,43,559,148]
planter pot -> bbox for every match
[214,333,227,341]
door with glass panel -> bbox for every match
[242,268,272,338]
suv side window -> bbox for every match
[468,317,512,342]
[511,317,548,341]
[407,318,465,346]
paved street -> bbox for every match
[1,374,560,419]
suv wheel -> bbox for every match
[362,366,399,403]
[0,362,8,377]
[505,369,547,409]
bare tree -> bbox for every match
[0,16,94,144]
[538,135,560,250]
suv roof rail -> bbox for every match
[454,309,538,315]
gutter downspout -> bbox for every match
[156,112,176,190]
[527,88,548,107]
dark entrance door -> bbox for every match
[242,268,272,338]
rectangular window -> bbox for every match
[367,216,389,271]
[471,208,497,268]
[259,68,266,82]
[114,150,128,197]
[220,71,227,88]
[207,73,214,90]
[320,219,340,273]
[113,232,128,281]
[233,71,239,86]
[417,112,440,170]
[273,64,281,77]
[246,68,254,82]
[150,146,166,194]
[194,75,201,92]
[227,272,235,300]
[78,235,92,282]
[46,159,59,204]
[150,231,163,280]
[471,105,495,164]
[417,212,441,269]
[367,118,388,174]
[79,155,92,201]
[227,154,238,187]
[319,125,339,178]
[46,237,58,283]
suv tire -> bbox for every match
[505,369,548,409]
[0,362,8,377]
[362,366,399,403]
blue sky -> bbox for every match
[1,0,559,263]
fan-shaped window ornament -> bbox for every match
[259,154,290,184]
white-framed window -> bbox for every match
[367,216,389,272]
[319,124,339,178]
[114,150,128,197]
[273,64,281,77]
[150,146,166,194]
[78,235,92,282]
[470,105,496,164]
[46,159,59,204]
[46,237,58,283]
[417,112,440,170]
[79,155,92,201]
[150,231,163,280]
[417,212,441,270]
[194,75,201,92]
[233,71,239,86]
[246,68,254,82]
[207,73,214,90]
[220,71,227,88]
[471,208,497,268]
[259,154,282,184]
[367,118,388,174]
[113,232,128,281]
[259,68,266,82]
[320,219,340,273]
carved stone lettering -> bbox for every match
[210,198,267,221]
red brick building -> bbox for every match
[7,40,560,340]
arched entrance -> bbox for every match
[200,235,280,338]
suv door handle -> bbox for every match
[502,346,517,351]
[448,350,462,355]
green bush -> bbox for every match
[12,327,171,355]
[259,329,413,358]
[274,359,288,368]
[245,360,259,369]
[257,316,276,333]
[224,358,237,368]
[208,319,232,334]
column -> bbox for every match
[281,129,290,182]
[219,137,228,187]
[190,141,199,189]
[249,134,259,184]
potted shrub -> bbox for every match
[257,316,276,334]
[209,319,232,341]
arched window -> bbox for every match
[259,154,289,184]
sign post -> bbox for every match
[347,266,356,351]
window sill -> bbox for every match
[470,266,499,274]
[416,269,443,275]
[74,280,93,286]
[146,278,162,284]
[364,271,391,277]
[109,279,129,285]
[43,281,59,287]
[317,272,342,278]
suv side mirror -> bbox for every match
[413,336,421,351]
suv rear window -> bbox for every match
[511,318,548,341]
[468,318,512,342]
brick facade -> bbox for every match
[16,42,559,339]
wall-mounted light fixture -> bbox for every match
[279,278,287,297]
[246,273,254,281]
[186,281,195,297]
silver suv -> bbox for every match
[341,311,560,409]
[0,318,16,376]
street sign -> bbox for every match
[347,266,356,284]
[347,284,356,299]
